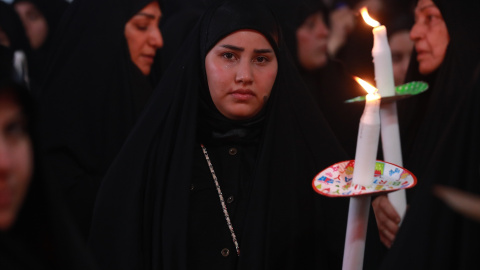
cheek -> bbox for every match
[125,28,144,59]
[14,142,33,201]
[0,142,33,231]
[430,28,449,59]
[258,69,277,97]
[206,64,229,103]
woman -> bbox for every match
[373,0,480,268]
[0,75,98,269]
[13,0,69,91]
[38,0,163,239]
[270,0,365,159]
[89,1,349,269]
[0,1,31,87]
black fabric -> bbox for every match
[12,0,69,92]
[0,77,98,270]
[300,60,365,159]
[89,1,349,269]
[268,0,329,69]
[268,0,364,158]
[380,0,480,269]
[188,143,257,268]
[37,0,160,239]
[0,1,31,53]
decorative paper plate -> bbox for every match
[312,160,417,197]
[345,81,429,103]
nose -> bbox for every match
[317,20,330,38]
[150,26,164,49]
[235,60,254,84]
[410,21,424,42]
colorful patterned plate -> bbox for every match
[345,81,429,103]
[312,160,417,197]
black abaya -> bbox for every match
[12,0,69,92]
[89,1,349,269]
[380,0,480,268]
[269,0,366,159]
[38,0,161,239]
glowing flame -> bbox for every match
[354,76,379,97]
[360,7,380,28]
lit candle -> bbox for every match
[342,78,380,270]
[361,7,407,218]
[352,77,381,187]
[361,7,395,97]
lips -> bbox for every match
[231,89,255,101]
[141,54,155,63]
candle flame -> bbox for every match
[360,7,380,28]
[354,76,378,95]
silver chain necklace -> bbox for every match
[200,144,240,256]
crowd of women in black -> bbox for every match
[0,0,479,269]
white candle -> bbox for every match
[381,103,407,218]
[342,80,380,270]
[343,196,371,270]
[372,25,395,97]
[367,10,407,218]
[352,79,381,187]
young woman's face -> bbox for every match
[124,1,163,76]
[296,11,329,70]
[205,30,278,120]
[0,93,33,231]
[390,30,414,85]
[14,1,48,50]
[410,0,449,75]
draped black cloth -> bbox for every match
[0,1,32,83]
[89,1,349,269]
[0,1,31,54]
[37,0,161,239]
[268,0,365,159]
[380,0,480,269]
[0,77,98,270]
[12,0,69,92]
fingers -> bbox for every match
[372,195,402,248]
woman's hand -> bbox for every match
[372,195,401,248]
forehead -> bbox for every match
[416,0,436,11]
[214,30,272,48]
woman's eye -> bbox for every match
[136,25,148,31]
[5,121,27,139]
[222,52,235,60]
[255,56,269,63]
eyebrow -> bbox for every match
[220,44,274,53]
[135,12,157,19]
[417,4,437,12]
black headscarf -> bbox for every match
[37,0,161,239]
[380,0,480,269]
[268,0,329,69]
[12,0,69,92]
[0,75,98,270]
[268,0,365,159]
[0,1,31,53]
[89,0,349,269]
